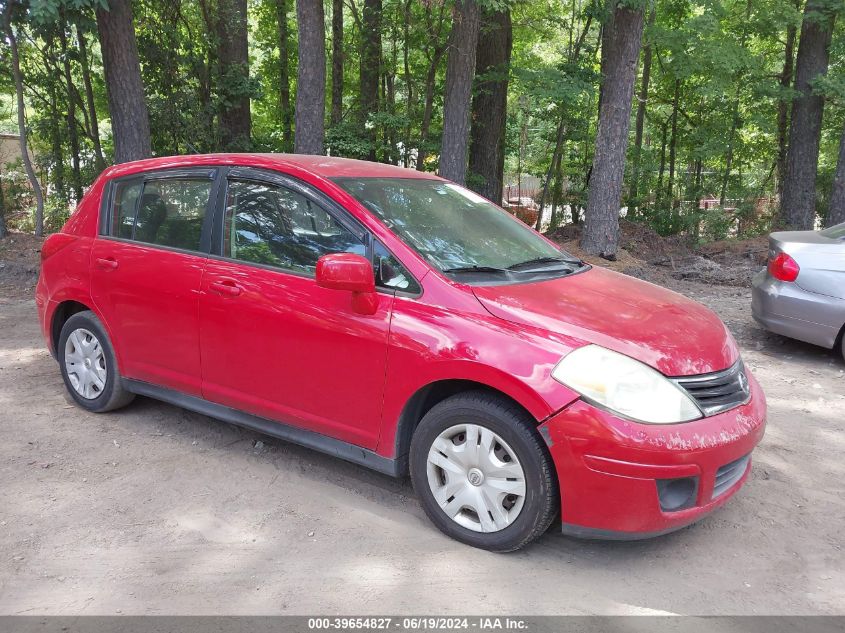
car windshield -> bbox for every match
[333,177,582,280]
[820,222,845,239]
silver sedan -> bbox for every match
[752,222,845,360]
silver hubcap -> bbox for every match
[64,328,107,400]
[426,423,527,533]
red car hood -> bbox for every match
[472,266,738,376]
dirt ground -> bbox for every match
[0,230,843,615]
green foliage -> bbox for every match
[0,160,33,230]
[697,207,735,242]
[4,0,845,241]
[236,241,283,267]
[326,122,374,159]
[28,0,106,25]
[44,194,70,231]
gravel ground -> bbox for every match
[0,278,843,615]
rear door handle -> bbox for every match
[95,257,118,270]
[209,279,243,297]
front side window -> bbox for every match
[223,179,365,274]
[333,178,583,284]
[109,177,212,252]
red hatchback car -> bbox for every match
[36,154,766,551]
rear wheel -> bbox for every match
[58,311,134,412]
[410,391,558,551]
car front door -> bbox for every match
[90,169,219,396]
[198,169,395,449]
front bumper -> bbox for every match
[539,371,766,539]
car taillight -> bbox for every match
[40,233,76,261]
[768,252,799,282]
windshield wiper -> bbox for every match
[507,255,582,270]
[442,265,510,274]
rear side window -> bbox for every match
[112,181,142,239]
[108,177,213,252]
[223,179,365,274]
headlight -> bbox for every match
[551,344,702,424]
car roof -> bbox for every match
[102,153,443,182]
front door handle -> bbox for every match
[95,257,118,270]
[209,279,243,297]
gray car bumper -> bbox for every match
[751,269,842,349]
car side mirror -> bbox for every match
[316,253,379,315]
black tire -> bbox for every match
[409,391,558,552]
[57,310,134,413]
[840,330,845,363]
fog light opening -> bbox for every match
[656,477,698,512]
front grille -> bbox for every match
[712,454,751,499]
[672,360,750,416]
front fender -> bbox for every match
[376,296,582,459]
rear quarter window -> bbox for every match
[112,181,143,239]
[107,177,213,252]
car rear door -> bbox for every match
[91,168,220,396]
[198,168,398,449]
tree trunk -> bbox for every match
[294,0,326,154]
[76,22,106,171]
[359,0,382,159]
[781,0,836,230]
[417,47,446,170]
[59,20,83,203]
[402,0,413,167]
[383,40,397,163]
[331,0,344,126]
[45,46,67,204]
[580,3,644,259]
[629,5,654,210]
[416,1,447,170]
[667,79,680,211]
[541,146,563,228]
[3,7,45,236]
[596,12,614,117]
[656,117,668,204]
[96,0,151,163]
[216,0,251,151]
[0,167,7,239]
[535,119,566,230]
[439,0,481,184]
[776,16,798,201]
[720,0,752,209]
[197,0,217,150]
[550,153,565,228]
[534,13,593,228]
[827,121,845,227]
[693,158,703,207]
[277,0,293,150]
[720,95,740,207]
[467,7,512,202]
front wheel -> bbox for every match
[409,391,559,551]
